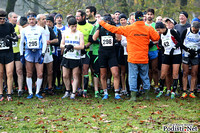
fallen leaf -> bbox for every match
[92,115,96,118]
[160,105,169,108]
[98,105,103,108]
[17,102,23,105]
[52,117,66,122]
[91,127,100,130]
[115,106,120,109]
[36,120,44,125]
[103,120,112,123]
[151,110,163,115]
[139,106,147,109]
[100,114,107,117]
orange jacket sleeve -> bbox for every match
[149,26,160,42]
[99,21,129,37]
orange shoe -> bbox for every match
[0,95,4,101]
[189,93,196,98]
[181,92,187,98]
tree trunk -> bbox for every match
[6,0,17,13]
[180,0,187,9]
[33,0,39,14]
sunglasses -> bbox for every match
[0,17,6,20]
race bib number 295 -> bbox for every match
[27,38,39,49]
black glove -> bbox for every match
[188,49,197,58]
[81,49,86,55]
[65,45,74,51]
[197,49,200,54]
[84,45,89,49]
[170,48,175,56]
[4,35,11,47]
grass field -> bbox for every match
[0,89,199,132]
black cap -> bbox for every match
[114,11,121,14]
[55,13,63,19]
[155,22,165,29]
[46,16,54,23]
[119,14,127,20]
[180,11,188,18]
[135,11,143,19]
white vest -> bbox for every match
[183,28,200,57]
[161,29,181,55]
[121,35,127,55]
[63,30,81,60]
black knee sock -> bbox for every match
[159,79,165,91]
[172,79,178,92]
[84,76,89,91]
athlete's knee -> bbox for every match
[16,69,23,76]
[37,73,43,79]
[48,69,53,76]
[191,71,197,77]
[112,71,119,79]
[63,73,69,79]
[6,71,13,78]
[100,73,107,80]
[183,71,188,77]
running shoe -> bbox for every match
[35,94,43,99]
[62,91,70,99]
[154,87,160,94]
[189,93,196,98]
[156,91,163,98]
[0,95,4,101]
[95,92,101,98]
[7,95,13,101]
[115,94,121,100]
[18,90,23,97]
[55,86,61,90]
[70,93,75,99]
[83,91,88,98]
[171,92,175,99]
[165,90,171,96]
[181,92,187,98]
[102,94,108,100]
[27,94,33,99]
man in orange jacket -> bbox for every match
[98,11,160,101]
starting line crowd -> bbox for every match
[0,6,200,101]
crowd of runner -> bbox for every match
[0,6,200,101]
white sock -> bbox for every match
[104,89,108,95]
[26,77,33,94]
[36,78,43,94]
[115,89,119,96]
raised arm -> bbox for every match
[99,21,128,37]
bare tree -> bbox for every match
[6,0,17,13]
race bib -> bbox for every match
[163,39,170,48]
[27,38,39,49]
[51,46,55,53]
[12,41,18,47]
[0,40,9,50]
[101,36,113,47]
